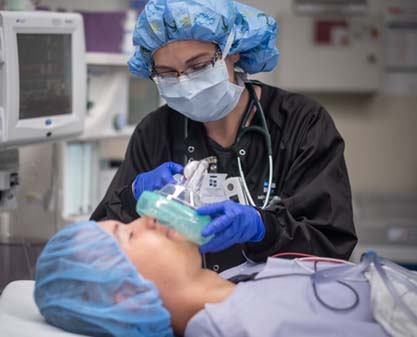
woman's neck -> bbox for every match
[204,84,262,148]
[164,269,235,336]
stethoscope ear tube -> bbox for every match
[244,82,273,156]
[236,82,274,209]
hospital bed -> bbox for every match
[0,262,261,337]
[0,281,83,337]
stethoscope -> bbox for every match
[236,81,273,209]
[184,81,274,210]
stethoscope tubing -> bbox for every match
[236,82,273,209]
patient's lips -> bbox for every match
[158,224,171,236]
[157,223,178,239]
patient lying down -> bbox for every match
[34,218,389,337]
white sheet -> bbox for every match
[0,281,84,337]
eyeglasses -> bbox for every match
[151,48,222,80]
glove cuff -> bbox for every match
[132,175,142,201]
[249,210,266,242]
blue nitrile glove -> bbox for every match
[132,162,184,200]
[197,200,265,254]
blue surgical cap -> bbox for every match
[128,0,279,78]
[34,221,174,337]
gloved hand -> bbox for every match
[197,200,265,254]
[132,162,184,200]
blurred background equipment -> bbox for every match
[275,0,384,93]
[383,0,417,96]
[3,0,35,11]
[352,193,417,270]
[0,10,86,291]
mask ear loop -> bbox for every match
[222,31,235,60]
[221,31,247,85]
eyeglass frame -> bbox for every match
[150,46,222,79]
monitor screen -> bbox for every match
[17,33,72,120]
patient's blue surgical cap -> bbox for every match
[128,0,279,78]
[34,221,174,337]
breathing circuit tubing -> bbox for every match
[229,251,417,317]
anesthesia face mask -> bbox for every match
[136,160,214,245]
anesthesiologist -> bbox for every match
[91,0,357,272]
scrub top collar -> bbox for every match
[184,118,211,163]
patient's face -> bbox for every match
[100,217,202,287]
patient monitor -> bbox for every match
[0,11,86,211]
[0,11,86,149]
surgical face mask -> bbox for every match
[153,33,245,122]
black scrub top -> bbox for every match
[91,82,357,273]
